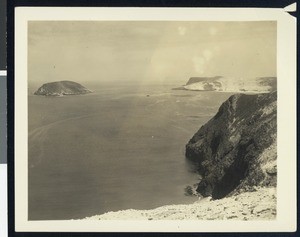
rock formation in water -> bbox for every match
[34,81,92,96]
[179,76,276,93]
[186,91,277,199]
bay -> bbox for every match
[28,82,233,220]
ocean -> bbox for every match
[28,82,233,220]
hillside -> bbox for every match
[34,81,92,96]
[186,91,277,199]
[84,187,276,220]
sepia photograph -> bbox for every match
[28,20,277,221]
[14,7,296,232]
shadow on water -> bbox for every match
[183,155,203,197]
[184,156,201,174]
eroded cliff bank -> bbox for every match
[186,91,277,199]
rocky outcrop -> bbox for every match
[186,76,223,86]
[34,81,92,96]
[84,187,276,220]
[186,91,277,199]
[182,76,276,93]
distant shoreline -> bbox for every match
[172,86,272,94]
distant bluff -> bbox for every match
[34,81,92,96]
[186,91,277,199]
[186,76,223,85]
[183,76,276,93]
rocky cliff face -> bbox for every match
[183,76,276,93]
[186,76,223,86]
[34,81,92,96]
[186,91,277,199]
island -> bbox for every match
[34,80,92,96]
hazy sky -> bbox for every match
[28,21,276,85]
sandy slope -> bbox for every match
[85,187,276,220]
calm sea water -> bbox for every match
[28,82,233,220]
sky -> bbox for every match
[28,21,276,85]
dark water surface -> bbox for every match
[28,83,233,220]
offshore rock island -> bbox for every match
[34,81,92,96]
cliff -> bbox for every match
[186,76,223,86]
[34,81,92,96]
[182,76,276,93]
[186,91,277,199]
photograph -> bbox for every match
[14,7,296,232]
[27,20,277,221]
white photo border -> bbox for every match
[14,7,297,232]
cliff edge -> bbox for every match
[84,187,276,220]
[186,91,277,199]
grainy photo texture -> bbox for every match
[28,21,277,221]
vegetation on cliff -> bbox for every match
[186,91,277,199]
